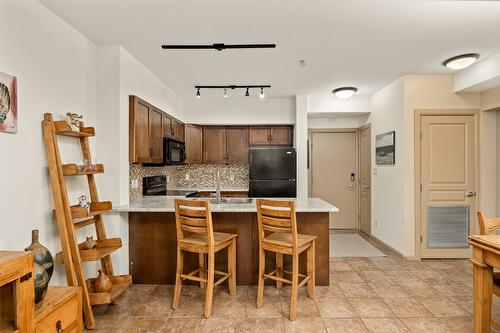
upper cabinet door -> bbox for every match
[270,126,293,145]
[249,127,271,145]
[130,96,151,163]
[185,124,203,164]
[163,115,172,138]
[149,108,163,163]
[203,126,227,164]
[172,120,185,142]
[227,127,249,164]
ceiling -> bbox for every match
[41,0,500,100]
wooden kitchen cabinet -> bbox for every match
[129,96,151,163]
[171,119,184,142]
[226,127,249,163]
[149,108,164,163]
[163,115,172,138]
[185,124,203,164]
[249,126,293,146]
[203,126,227,163]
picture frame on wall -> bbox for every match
[376,131,395,165]
[0,71,18,134]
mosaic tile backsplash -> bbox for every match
[129,164,249,198]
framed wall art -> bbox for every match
[0,71,17,134]
[376,130,395,165]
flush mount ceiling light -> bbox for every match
[443,53,479,70]
[332,87,358,99]
[194,85,271,98]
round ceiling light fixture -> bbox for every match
[443,53,479,70]
[332,87,358,99]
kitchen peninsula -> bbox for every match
[116,196,338,286]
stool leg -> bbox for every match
[290,252,299,320]
[204,251,215,318]
[228,238,237,296]
[307,240,315,298]
[199,253,206,289]
[276,253,283,290]
[256,247,265,308]
[172,246,183,309]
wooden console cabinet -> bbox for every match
[35,287,82,333]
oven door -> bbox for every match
[165,138,185,165]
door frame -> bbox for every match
[357,124,372,236]
[308,128,362,231]
[414,108,481,259]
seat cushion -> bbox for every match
[263,232,316,248]
[181,231,237,248]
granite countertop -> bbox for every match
[115,196,339,213]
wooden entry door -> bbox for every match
[311,132,356,229]
[419,115,477,258]
[358,127,371,235]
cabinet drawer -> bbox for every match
[36,294,79,333]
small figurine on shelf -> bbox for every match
[82,236,98,250]
[78,195,90,209]
[66,112,83,131]
[95,269,112,293]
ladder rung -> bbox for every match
[62,163,104,176]
[54,120,95,137]
[74,217,97,230]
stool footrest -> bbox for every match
[214,272,231,287]
[283,270,307,278]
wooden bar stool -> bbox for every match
[256,199,316,320]
[172,199,238,318]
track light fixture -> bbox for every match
[194,85,271,99]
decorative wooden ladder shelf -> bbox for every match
[42,113,132,330]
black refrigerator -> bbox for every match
[249,147,296,197]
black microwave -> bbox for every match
[164,138,185,165]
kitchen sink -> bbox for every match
[198,197,254,204]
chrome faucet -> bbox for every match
[215,168,221,204]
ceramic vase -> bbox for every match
[82,236,97,250]
[95,269,112,293]
[25,229,53,309]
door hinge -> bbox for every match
[420,131,422,140]
[420,235,423,243]
[420,184,422,192]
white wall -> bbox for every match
[0,0,97,284]
[308,115,369,129]
[455,51,500,92]
[368,78,406,253]
[183,97,295,124]
[308,94,370,114]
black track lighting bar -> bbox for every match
[195,85,271,89]
[162,43,276,51]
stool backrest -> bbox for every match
[174,199,214,247]
[256,199,298,247]
[477,211,500,235]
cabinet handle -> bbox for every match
[56,320,64,333]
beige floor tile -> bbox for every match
[384,271,421,283]
[400,317,449,333]
[411,270,446,283]
[441,317,473,333]
[284,317,327,333]
[316,285,345,298]
[149,285,173,299]
[323,318,368,333]
[281,296,321,319]
[397,281,441,299]
[368,282,409,298]
[315,296,357,318]
[338,283,378,298]
[248,285,281,298]
[346,259,379,271]
[331,260,355,271]
[212,295,247,318]
[330,271,364,283]
[119,318,166,333]
[246,296,283,318]
[447,296,472,314]
[348,298,394,318]
[361,318,410,333]
[241,318,286,332]
[382,297,433,318]
[169,297,204,317]
[357,271,393,283]
[431,279,472,298]
[418,295,469,317]
[159,317,206,332]
[91,316,126,333]
[132,298,172,317]
[93,304,136,319]
[203,317,244,332]
[179,285,206,298]
[402,260,434,271]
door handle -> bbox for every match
[363,186,371,190]
[465,191,477,197]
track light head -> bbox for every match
[196,88,201,98]
[245,88,250,97]
[223,88,228,98]
[259,87,265,99]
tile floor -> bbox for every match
[89,236,497,332]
